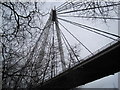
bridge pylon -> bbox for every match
[51,8,66,71]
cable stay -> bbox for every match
[56,0,76,11]
[58,18,120,41]
[58,21,93,55]
[58,3,120,14]
[58,15,120,20]
[61,33,77,65]
[56,1,98,13]
[61,29,81,63]
[56,1,69,10]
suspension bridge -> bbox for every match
[1,1,120,89]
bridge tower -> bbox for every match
[52,9,66,71]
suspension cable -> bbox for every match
[60,29,80,63]
[58,18,120,41]
[51,22,56,77]
[58,3,120,14]
[58,21,93,55]
[41,40,53,84]
[58,15,120,20]
[56,0,76,11]
[56,1,69,10]
[57,1,91,12]
[61,34,76,66]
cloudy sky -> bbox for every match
[0,1,119,88]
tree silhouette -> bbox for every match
[0,1,119,89]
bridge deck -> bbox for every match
[35,41,120,89]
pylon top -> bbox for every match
[52,9,56,21]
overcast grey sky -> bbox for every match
[0,1,119,88]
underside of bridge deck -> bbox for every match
[35,41,120,89]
